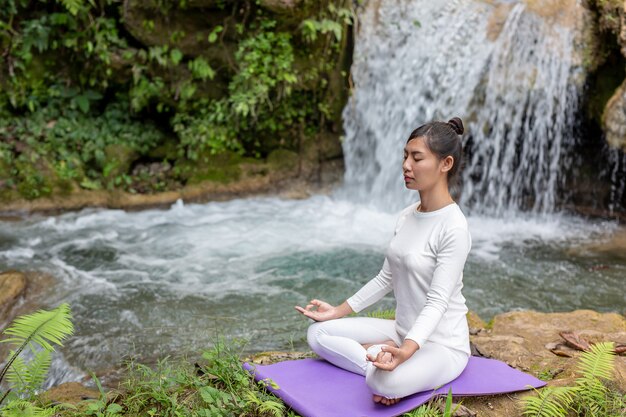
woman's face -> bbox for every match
[402,137,452,191]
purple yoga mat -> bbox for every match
[242,356,546,417]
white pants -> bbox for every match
[306,317,470,399]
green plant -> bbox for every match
[0,0,355,200]
[366,308,396,320]
[520,341,626,417]
[0,398,59,416]
[402,387,462,416]
[0,303,74,407]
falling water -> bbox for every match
[606,147,626,215]
[338,0,587,216]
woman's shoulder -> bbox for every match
[438,205,472,248]
[447,204,469,229]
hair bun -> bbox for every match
[447,117,464,135]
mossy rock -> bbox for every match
[122,1,235,58]
[267,149,299,173]
[174,150,243,184]
[103,144,140,180]
[0,159,12,179]
[14,156,55,200]
[148,138,180,160]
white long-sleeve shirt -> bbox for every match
[346,201,472,356]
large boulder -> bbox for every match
[464,309,626,416]
[604,78,626,152]
[0,270,27,324]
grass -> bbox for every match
[29,333,459,417]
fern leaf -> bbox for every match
[258,399,285,417]
[0,303,73,389]
[5,353,28,395]
[0,398,57,416]
[1,303,74,351]
[242,389,261,406]
[366,309,396,320]
[26,349,53,392]
[520,386,575,417]
[576,341,615,382]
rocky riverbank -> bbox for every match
[0,150,344,218]
[1,270,624,416]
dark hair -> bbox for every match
[406,117,465,185]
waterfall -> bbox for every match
[336,0,588,216]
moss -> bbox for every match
[103,144,140,180]
[13,155,57,200]
[148,138,180,160]
[267,148,299,172]
[485,317,495,330]
[174,150,243,184]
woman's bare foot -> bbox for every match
[373,394,401,405]
[362,340,402,405]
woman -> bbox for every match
[294,117,472,406]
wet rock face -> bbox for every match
[588,0,626,152]
[604,78,626,152]
[0,270,27,324]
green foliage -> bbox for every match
[0,101,166,198]
[300,3,353,43]
[0,303,74,408]
[230,21,297,120]
[520,341,626,417]
[6,349,52,399]
[57,335,297,417]
[402,387,462,417]
[0,399,59,417]
[522,386,576,417]
[365,308,396,320]
[0,0,354,200]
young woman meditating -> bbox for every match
[294,117,472,406]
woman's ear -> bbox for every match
[440,155,454,173]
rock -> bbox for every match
[121,0,235,58]
[41,382,99,405]
[603,78,626,152]
[103,144,140,181]
[0,270,27,323]
[466,310,487,333]
[242,350,314,365]
[267,149,299,175]
[260,0,302,14]
[174,150,243,185]
[486,3,514,42]
[589,0,624,49]
[471,309,626,392]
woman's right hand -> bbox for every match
[294,299,339,322]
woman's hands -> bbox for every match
[366,340,420,371]
[295,299,347,322]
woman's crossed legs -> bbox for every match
[306,317,469,405]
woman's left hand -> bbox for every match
[366,345,413,371]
